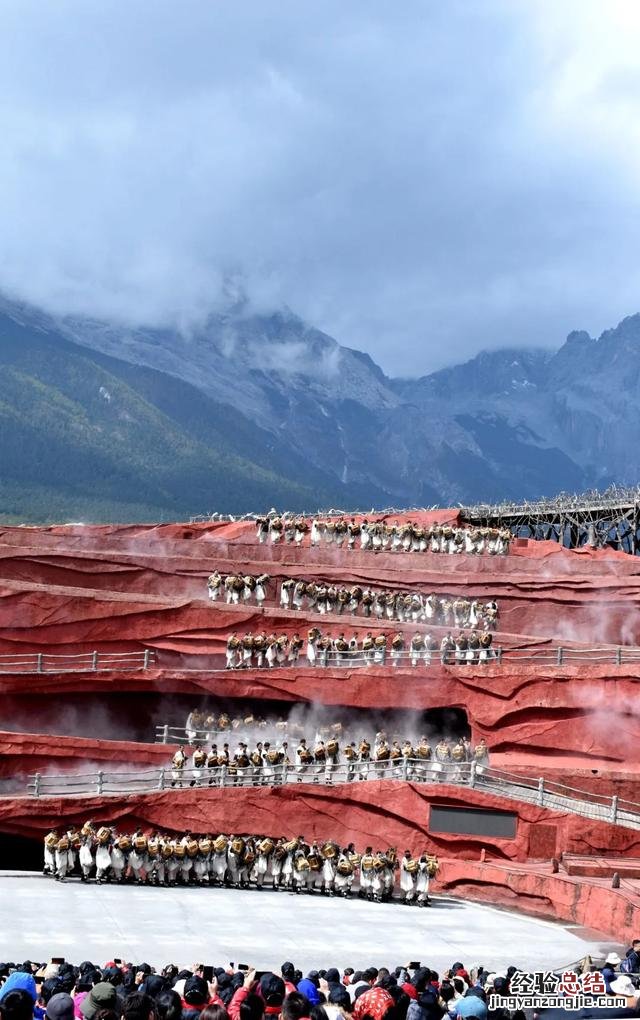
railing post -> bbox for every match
[221,765,227,787]
[610,795,618,824]
[469,761,476,788]
[402,756,408,781]
[162,724,169,744]
[537,776,544,807]
[33,773,41,798]
[158,769,165,791]
[97,771,104,795]
[143,648,151,669]
[556,647,564,666]
[36,653,43,674]
[616,647,622,666]
[496,647,502,664]
[92,651,98,671]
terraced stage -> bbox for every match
[1,511,640,942]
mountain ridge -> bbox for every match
[0,293,636,521]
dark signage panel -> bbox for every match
[430,805,517,839]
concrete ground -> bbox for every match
[0,874,618,974]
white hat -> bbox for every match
[610,976,637,998]
[605,953,622,966]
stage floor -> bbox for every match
[0,874,619,973]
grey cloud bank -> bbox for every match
[0,0,639,374]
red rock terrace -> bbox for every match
[1,510,640,939]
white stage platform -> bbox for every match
[0,874,618,974]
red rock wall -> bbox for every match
[1,781,637,861]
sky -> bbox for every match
[0,0,639,374]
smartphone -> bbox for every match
[408,962,420,970]
[202,966,214,983]
[238,965,249,972]
[113,959,122,966]
[51,958,65,965]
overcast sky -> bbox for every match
[0,0,639,374]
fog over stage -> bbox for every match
[0,874,617,973]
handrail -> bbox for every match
[25,760,640,830]
[0,649,156,674]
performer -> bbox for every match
[54,831,71,882]
[171,746,187,788]
[400,850,417,904]
[94,825,112,883]
[207,571,222,602]
[359,846,375,900]
[321,841,337,896]
[474,737,490,772]
[79,833,94,882]
[191,746,207,787]
[43,829,58,876]
[391,632,404,667]
[129,830,148,884]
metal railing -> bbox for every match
[0,650,156,674]
[25,760,640,830]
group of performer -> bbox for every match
[168,734,490,787]
[225,627,497,669]
[207,571,499,633]
[255,514,511,555]
[279,583,499,629]
[43,823,439,904]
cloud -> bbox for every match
[0,0,639,373]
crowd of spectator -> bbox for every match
[0,957,534,1020]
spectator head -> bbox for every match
[363,972,378,988]
[352,988,394,1020]
[154,991,181,1020]
[296,981,320,1007]
[410,971,430,995]
[259,975,285,1012]
[239,995,264,1020]
[183,977,209,1008]
[456,1000,487,1020]
[76,972,103,994]
[123,994,154,1020]
[0,973,37,1004]
[328,987,351,1013]
[41,979,65,1004]
[281,966,295,984]
[199,1007,230,1020]
[0,991,38,1020]
[46,993,76,1020]
[281,993,311,1020]
[439,987,454,1006]
[140,978,165,1002]
[102,970,123,989]
[325,971,340,988]
[462,989,486,1005]
[93,1011,120,1020]
[605,953,622,968]
[43,966,61,982]
[309,1009,329,1020]
[81,983,119,1020]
